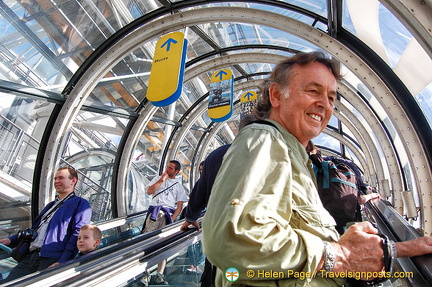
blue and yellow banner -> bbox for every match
[208,69,234,122]
[240,90,257,119]
[147,32,188,107]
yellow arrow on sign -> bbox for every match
[240,91,257,102]
[147,32,187,106]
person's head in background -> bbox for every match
[77,224,102,254]
[199,161,204,174]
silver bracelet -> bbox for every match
[323,242,336,272]
[388,239,397,260]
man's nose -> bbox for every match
[317,95,332,109]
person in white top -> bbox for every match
[141,160,188,286]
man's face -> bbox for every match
[269,62,337,146]
[165,162,179,178]
[54,169,77,196]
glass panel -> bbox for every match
[0,1,69,88]
[415,83,432,126]
[131,118,172,214]
[313,132,341,154]
[128,160,152,214]
[126,241,203,287]
[99,215,146,248]
[197,22,319,51]
[83,48,153,110]
[343,0,412,68]
[342,0,432,112]
[0,93,54,259]
[327,115,338,128]
[186,28,220,58]
[59,110,131,221]
[0,0,157,91]
[278,0,328,17]
[344,146,363,173]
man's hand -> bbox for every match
[147,172,169,195]
[180,220,200,231]
[396,236,432,257]
[0,238,11,245]
[48,262,60,268]
[332,222,384,277]
[160,172,169,182]
[359,193,381,205]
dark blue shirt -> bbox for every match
[184,144,231,223]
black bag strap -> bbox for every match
[246,119,279,130]
[35,192,75,230]
[152,182,178,199]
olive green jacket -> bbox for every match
[202,120,342,286]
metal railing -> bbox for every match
[2,219,202,287]
[0,114,38,186]
[364,200,432,286]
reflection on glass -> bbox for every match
[0,94,55,242]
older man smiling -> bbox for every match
[202,51,432,287]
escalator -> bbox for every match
[1,216,204,287]
[362,200,432,286]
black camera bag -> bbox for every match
[10,240,30,262]
[9,193,75,262]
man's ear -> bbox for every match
[269,83,282,108]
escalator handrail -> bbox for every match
[363,199,432,286]
[2,219,202,287]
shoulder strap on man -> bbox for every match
[246,119,279,130]
[152,182,178,199]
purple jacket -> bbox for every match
[9,194,92,263]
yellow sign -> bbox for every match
[240,91,257,102]
[208,69,234,122]
[240,90,257,119]
[147,32,187,106]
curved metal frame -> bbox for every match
[379,0,432,59]
[36,6,432,233]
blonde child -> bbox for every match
[76,224,102,256]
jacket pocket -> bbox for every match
[291,205,336,229]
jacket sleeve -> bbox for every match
[58,198,92,263]
[184,145,230,223]
[184,169,209,223]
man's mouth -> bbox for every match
[308,113,322,122]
